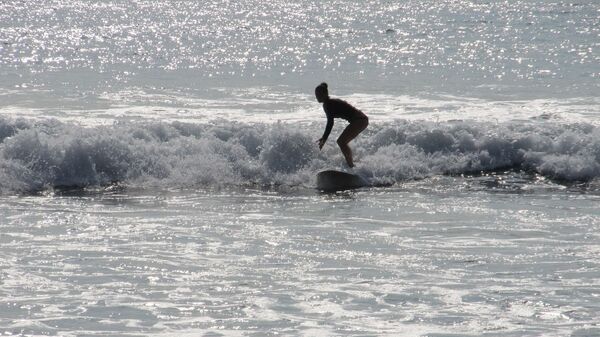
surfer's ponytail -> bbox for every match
[315,82,329,99]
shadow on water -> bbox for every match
[8,169,600,200]
[317,189,360,199]
[50,182,127,197]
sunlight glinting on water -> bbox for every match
[1,186,599,336]
[1,0,600,336]
[1,0,598,95]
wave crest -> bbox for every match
[1,117,599,193]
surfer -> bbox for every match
[315,82,369,168]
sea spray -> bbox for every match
[1,117,600,193]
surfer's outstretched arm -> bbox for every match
[317,115,334,150]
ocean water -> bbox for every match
[1,0,600,336]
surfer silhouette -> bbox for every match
[315,82,369,168]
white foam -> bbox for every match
[1,117,599,193]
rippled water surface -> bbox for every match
[1,1,600,336]
[1,180,599,336]
[1,0,599,101]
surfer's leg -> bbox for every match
[337,139,354,167]
[337,118,368,167]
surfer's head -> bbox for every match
[315,82,329,103]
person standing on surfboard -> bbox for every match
[315,82,369,168]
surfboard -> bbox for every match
[316,170,368,191]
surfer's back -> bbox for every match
[323,98,367,122]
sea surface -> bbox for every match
[1,0,600,336]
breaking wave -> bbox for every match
[1,116,599,193]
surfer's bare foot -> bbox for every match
[341,161,354,171]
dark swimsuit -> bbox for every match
[321,98,368,142]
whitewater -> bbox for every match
[1,0,600,336]
[1,116,600,193]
